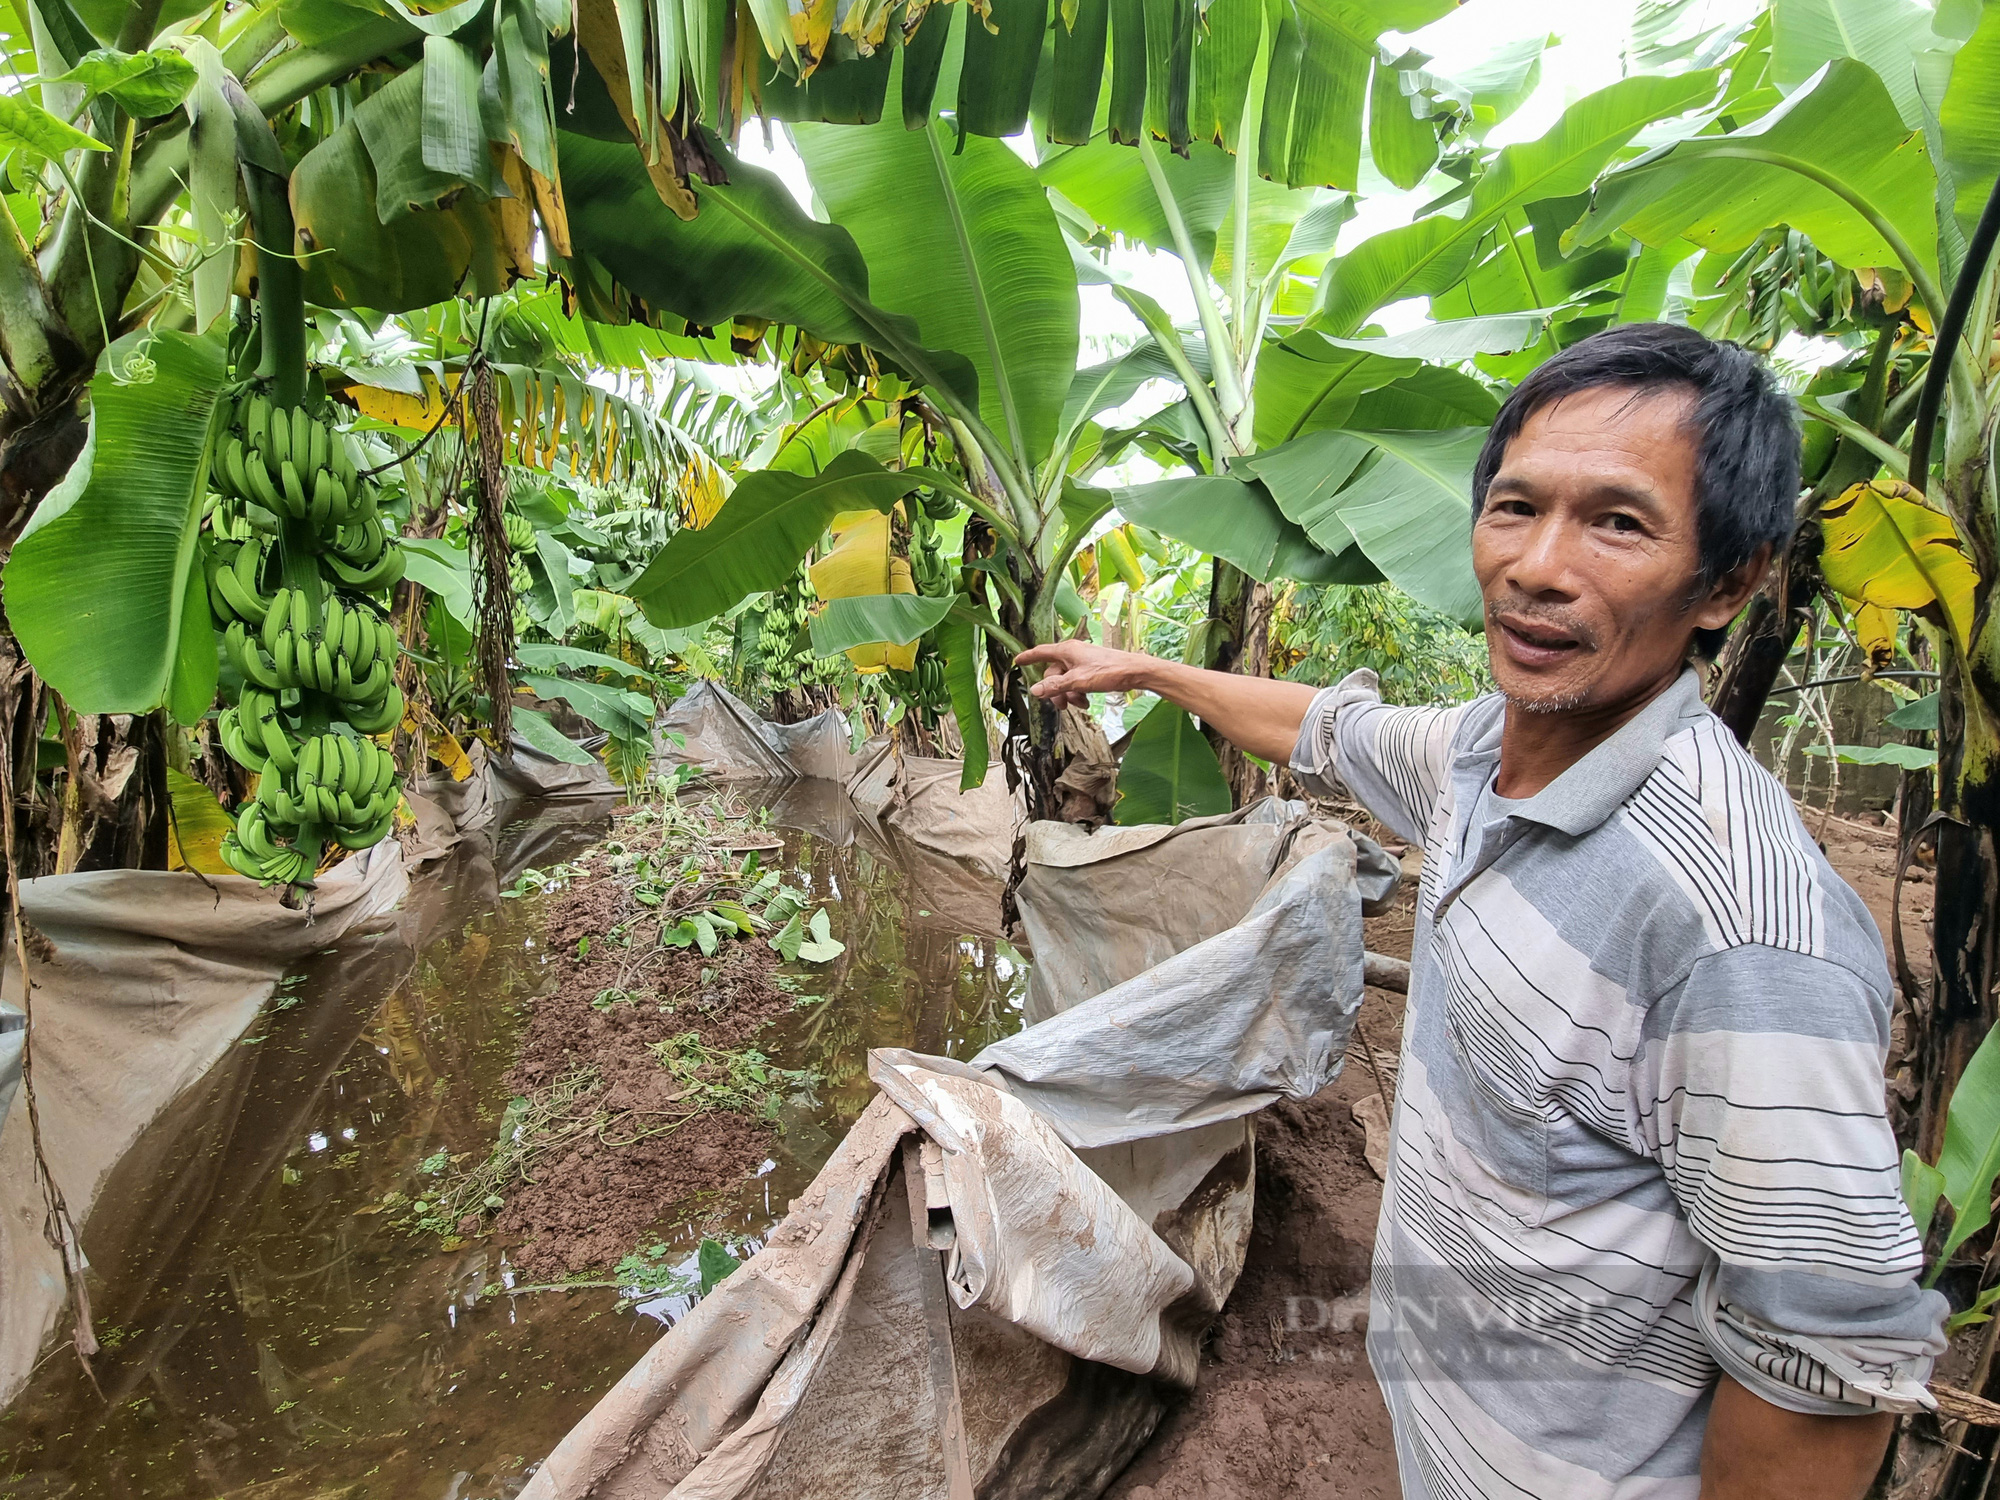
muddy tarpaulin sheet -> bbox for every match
[521,804,1393,1500]
[659,682,1014,881]
[0,845,410,1406]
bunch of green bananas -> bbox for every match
[916,652,948,709]
[919,487,957,522]
[221,588,405,733]
[206,383,410,890]
[261,732,401,849]
[214,394,373,538]
[503,511,535,552]
[909,526,953,596]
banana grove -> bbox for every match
[3,1,2000,1470]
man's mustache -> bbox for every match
[1484,595,1600,651]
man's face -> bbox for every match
[1471,385,1753,714]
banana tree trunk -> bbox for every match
[1203,560,1272,806]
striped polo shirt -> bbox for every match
[1290,668,1947,1499]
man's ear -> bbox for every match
[1693,544,1773,630]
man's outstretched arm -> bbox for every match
[1014,641,1320,764]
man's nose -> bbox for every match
[1506,517,1581,599]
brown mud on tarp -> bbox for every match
[467,808,805,1278]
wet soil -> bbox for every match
[1109,817,1911,1499]
[494,819,798,1277]
[0,797,1026,1500]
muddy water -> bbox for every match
[0,792,1025,1500]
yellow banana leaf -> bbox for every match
[809,510,893,599]
[166,767,235,876]
[1820,479,1979,655]
[1854,603,1899,674]
[347,369,456,430]
[428,725,475,783]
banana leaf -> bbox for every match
[1568,60,1940,289]
[937,608,989,791]
[628,451,928,628]
[808,593,957,656]
[1941,4,2000,233]
[795,60,1079,472]
[1314,70,1721,336]
[1770,0,1956,132]
[5,331,223,723]
[1113,700,1230,825]
[512,705,598,764]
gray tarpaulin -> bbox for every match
[659,681,1015,881]
[0,844,409,1406]
[521,803,1392,1500]
[0,720,608,1406]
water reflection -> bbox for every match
[0,793,1024,1499]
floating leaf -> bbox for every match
[795,907,845,962]
[697,1238,740,1294]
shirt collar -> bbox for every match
[1458,668,1707,839]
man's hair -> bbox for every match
[1469,322,1799,658]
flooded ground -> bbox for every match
[0,790,1026,1500]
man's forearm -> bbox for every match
[1130,657,1322,764]
[1700,1375,1892,1500]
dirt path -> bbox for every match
[426,799,816,1279]
[1110,817,1911,1499]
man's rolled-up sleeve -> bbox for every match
[1288,669,1466,847]
[1637,943,1947,1415]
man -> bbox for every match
[1017,323,1946,1500]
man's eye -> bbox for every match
[1604,513,1643,534]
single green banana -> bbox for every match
[340,607,362,667]
[305,468,330,531]
[298,734,324,789]
[265,783,303,825]
[258,710,298,777]
[291,407,311,468]
[314,469,345,530]
[313,640,335,694]
[323,595,346,657]
[334,811,394,851]
[268,403,290,468]
[246,451,286,517]
[316,784,341,825]
[214,564,266,626]
[232,536,265,596]
[262,587,292,657]
[306,415,326,478]
[346,681,405,735]
[335,789,360,825]
[273,630,300,691]
[204,551,234,621]
[221,438,251,501]
[289,587,311,641]
[371,752,397,799]
[335,736,361,794]
[229,624,283,691]
[343,658,389,705]
[245,395,270,456]
[282,459,309,522]
[326,545,405,593]
[349,610,379,675]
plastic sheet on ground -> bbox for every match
[521,802,1393,1500]
[0,720,605,1405]
[0,844,408,1406]
[660,682,1014,882]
